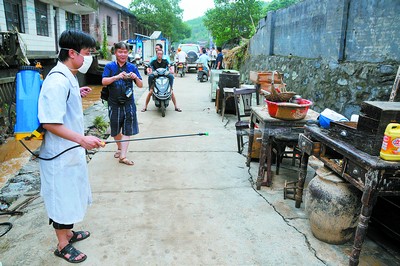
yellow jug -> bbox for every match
[380,123,400,161]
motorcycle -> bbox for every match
[197,63,208,82]
[151,67,173,117]
[177,62,186,77]
[128,53,142,67]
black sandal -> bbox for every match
[54,243,87,263]
[69,230,90,244]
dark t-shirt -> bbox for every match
[102,61,142,106]
[216,52,224,69]
[150,59,169,70]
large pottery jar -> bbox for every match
[305,167,362,244]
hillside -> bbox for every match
[178,16,211,47]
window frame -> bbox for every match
[66,11,81,31]
[4,0,25,33]
[106,16,112,36]
[35,0,49,36]
[81,14,89,33]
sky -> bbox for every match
[113,0,215,21]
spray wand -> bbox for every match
[19,132,209,161]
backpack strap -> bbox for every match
[47,71,70,101]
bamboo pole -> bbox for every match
[389,66,400,101]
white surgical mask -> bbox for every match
[59,48,93,73]
[77,54,93,74]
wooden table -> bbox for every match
[246,106,319,189]
[296,125,400,265]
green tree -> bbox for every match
[264,0,301,12]
[101,19,108,59]
[203,0,264,46]
[129,0,191,43]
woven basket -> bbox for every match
[262,71,296,102]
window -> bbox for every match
[4,0,25,33]
[66,11,81,30]
[106,16,112,36]
[120,21,126,40]
[82,14,89,33]
[35,0,48,36]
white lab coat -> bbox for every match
[38,61,91,225]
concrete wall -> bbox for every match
[245,0,400,117]
[345,0,400,62]
[250,0,400,62]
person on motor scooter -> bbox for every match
[197,47,209,76]
[141,49,182,112]
[174,47,188,75]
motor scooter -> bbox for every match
[128,53,142,67]
[151,67,172,117]
[197,63,208,82]
[177,62,186,77]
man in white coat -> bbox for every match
[38,30,103,263]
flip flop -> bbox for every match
[114,149,121,158]
[141,108,147,112]
[175,108,182,112]
[119,157,134,166]
[54,243,87,263]
[69,230,90,244]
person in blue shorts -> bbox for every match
[102,42,143,165]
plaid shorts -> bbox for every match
[108,102,139,137]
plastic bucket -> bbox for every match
[319,108,349,129]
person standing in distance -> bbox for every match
[215,47,224,70]
[102,42,143,165]
[38,30,103,263]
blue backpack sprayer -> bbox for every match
[14,66,208,160]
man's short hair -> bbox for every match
[202,48,206,54]
[156,43,163,49]
[217,47,222,52]
[114,42,129,51]
[58,30,95,62]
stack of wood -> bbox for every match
[249,70,296,102]
[249,70,286,94]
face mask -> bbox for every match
[77,54,93,74]
[59,48,93,73]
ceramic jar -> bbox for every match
[305,166,362,244]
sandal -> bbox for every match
[114,149,121,158]
[69,230,90,244]
[54,243,87,263]
[175,108,182,112]
[141,108,147,112]
[119,157,134,166]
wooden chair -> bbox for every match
[233,87,257,153]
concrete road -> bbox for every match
[1,70,399,265]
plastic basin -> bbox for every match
[265,99,313,120]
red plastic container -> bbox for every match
[265,99,313,120]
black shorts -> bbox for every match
[49,218,73,230]
[108,102,139,137]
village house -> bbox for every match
[0,0,145,67]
